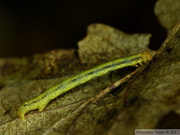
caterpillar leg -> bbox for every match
[38,103,48,111]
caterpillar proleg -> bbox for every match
[18,51,151,120]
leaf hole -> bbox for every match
[166,47,173,54]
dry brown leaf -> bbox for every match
[1,23,179,135]
[78,23,152,65]
[154,0,180,32]
[106,24,180,135]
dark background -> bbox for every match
[0,0,166,57]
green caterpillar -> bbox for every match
[18,51,151,120]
